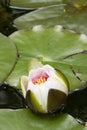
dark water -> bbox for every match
[0,3,87,125]
[0,3,32,36]
[0,83,26,109]
[64,84,87,124]
[0,4,16,35]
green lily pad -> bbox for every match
[14,4,87,35]
[0,109,86,130]
[63,53,87,82]
[10,0,63,8]
[0,33,17,84]
[7,27,87,90]
[6,56,31,88]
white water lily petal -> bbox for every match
[21,76,28,98]
[44,77,68,95]
[29,85,49,113]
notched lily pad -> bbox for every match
[8,27,87,91]
[63,53,87,82]
[6,56,30,88]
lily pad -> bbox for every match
[6,56,31,87]
[10,0,63,8]
[0,109,86,130]
[0,33,17,84]
[7,27,87,90]
[14,4,87,35]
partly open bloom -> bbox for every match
[21,64,69,114]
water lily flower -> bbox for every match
[21,64,69,114]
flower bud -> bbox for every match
[21,64,69,114]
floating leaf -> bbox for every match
[8,27,87,90]
[10,0,63,8]
[0,33,17,84]
[0,109,86,130]
[14,4,87,35]
[6,56,31,87]
[63,53,87,82]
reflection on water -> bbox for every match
[0,4,16,36]
[0,3,31,36]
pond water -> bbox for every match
[0,83,26,109]
[64,84,87,124]
[0,3,32,36]
[0,3,87,125]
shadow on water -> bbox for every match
[0,83,26,109]
[64,84,87,124]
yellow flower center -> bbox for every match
[32,72,49,85]
[35,77,47,85]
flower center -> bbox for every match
[32,73,49,85]
[35,77,47,85]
